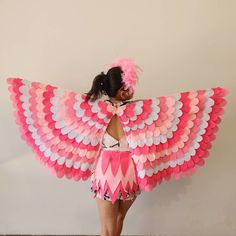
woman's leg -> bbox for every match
[96,197,119,236]
[116,196,137,236]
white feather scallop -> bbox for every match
[28,124,37,132]
[26,117,34,125]
[203,113,210,121]
[19,85,28,94]
[196,135,203,142]
[91,137,99,146]
[68,130,78,139]
[153,165,159,173]
[50,153,60,161]
[189,147,196,156]
[91,103,100,113]
[33,134,41,143]
[39,143,47,152]
[176,100,183,109]
[123,120,129,125]
[148,153,156,162]
[23,110,31,117]
[95,122,104,129]
[145,117,154,125]
[166,131,173,138]
[53,88,63,97]
[205,106,213,113]
[131,124,138,131]
[153,136,161,145]
[55,120,66,129]
[177,158,184,165]
[130,115,137,121]
[76,134,85,143]
[193,142,200,149]
[138,169,146,179]
[22,101,30,110]
[50,97,60,105]
[52,113,60,121]
[88,120,96,127]
[76,108,85,117]
[184,153,191,162]
[130,140,137,149]
[123,126,129,132]
[83,136,90,145]
[81,162,89,171]
[135,139,141,147]
[44,148,52,158]
[145,137,153,147]
[160,135,167,143]
[50,105,58,113]
[82,116,90,122]
[61,126,72,135]
[205,89,214,97]
[176,109,183,117]
[65,159,73,168]
[169,160,177,168]
[104,117,110,123]
[73,102,81,110]
[199,128,206,135]
[97,112,106,119]
[73,161,81,169]
[135,104,143,115]
[57,156,66,165]
[151,112,159,121]
[175,93,181,100]
[20,94,29,102]
[146,168,154,177]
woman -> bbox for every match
[6,57,228,236]
[85,59,142,236]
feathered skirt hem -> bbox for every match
[90,149,141,204]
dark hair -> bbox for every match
[84,66,124,102]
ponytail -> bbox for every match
[85,66,123,102]
[85,72,109,102]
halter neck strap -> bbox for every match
[104,99,131,107]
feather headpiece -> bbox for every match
[105,57,143,93]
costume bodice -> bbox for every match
[101,99,131,151]
[102,131,129,151]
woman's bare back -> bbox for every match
[106,114,125,142]
[105,99,142,141]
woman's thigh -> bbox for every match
[96,197,119,227]
[118,195,137,219]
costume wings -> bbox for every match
[6,77,229,192]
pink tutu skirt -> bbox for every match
[90,149,141,204]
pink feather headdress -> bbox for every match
[105,57,143,93]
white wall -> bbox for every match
[0,0,235,235]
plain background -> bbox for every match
[0,0,235,235]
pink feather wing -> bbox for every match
[119,87,229,192]
[6,78,113,181]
